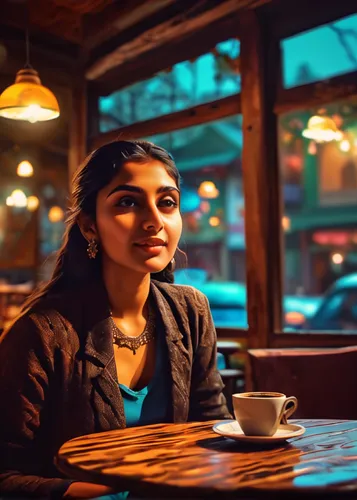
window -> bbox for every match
[281,13,357,89]
[279,97,357,332]
[307,288,357,332]
[99,39,240,132]
[146,115,246,328]
[0,174,67,285]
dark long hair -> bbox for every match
[20,140,182,315]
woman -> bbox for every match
[0,140,230,499]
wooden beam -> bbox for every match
[87,82,101,140]
[83,0,177,49]
[90,93,241,149]
[68,78,87,184]
[94,12,242,95]
[239,10,283,349]
[275,71,357,114]
[266,0,357,40]
[86,0,271,82]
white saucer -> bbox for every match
[212,419,306,443]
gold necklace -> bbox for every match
[110,303,155,355]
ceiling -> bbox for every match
[0,1,273,75]
[0,0,181,46]
[0,0,274,160]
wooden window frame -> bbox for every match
[243,3,357,349]
[88,0,357,348]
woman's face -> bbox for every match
[94,159,182,275]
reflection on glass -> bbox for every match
[146,114,247,328]
[279,97,357,332]
[99,39,240,132]
[281,13,357,89]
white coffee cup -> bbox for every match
[232,392,298,436]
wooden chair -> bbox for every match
[217,340,244,412]
[247,347,357,419]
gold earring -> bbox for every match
[87,239,98,259]
[167,258,175,272]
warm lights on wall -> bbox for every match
[48,205,64,223]
[17,160,34,177]
[6,189,27,207]
[27,195,39,211]
[6,192,65,222]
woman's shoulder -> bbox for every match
[1,290,81,353]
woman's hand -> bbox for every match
[63,481,116,498]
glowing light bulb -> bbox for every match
[339,139,351,152]
[23,104,41,123]
[282,216,291,231]
[10,189,27,207]
[17,160,34,177]
[27,195,39,211]
[198,181,219,199]
[48,205,64,223]
[209,216,220,227]
[332,253,344,265]
[6,196,14,206]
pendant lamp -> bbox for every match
[302,115,342,143]
[0,30,60,123]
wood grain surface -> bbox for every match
[56,419,357,498]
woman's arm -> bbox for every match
[188,292,232,421]
[0,314,77,497]
[0,314,126,499]
[63,481,116,498]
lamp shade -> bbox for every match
[0,68,60,122]
[302,115,342,143]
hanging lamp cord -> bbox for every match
[24,28,32,69]
[24,1,32,70]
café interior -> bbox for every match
[1,0,357,497]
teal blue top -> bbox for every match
[118,322,171,427]
[95,320,170,500]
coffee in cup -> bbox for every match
[232,392,298,436]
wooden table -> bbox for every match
[56,419,357,498]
